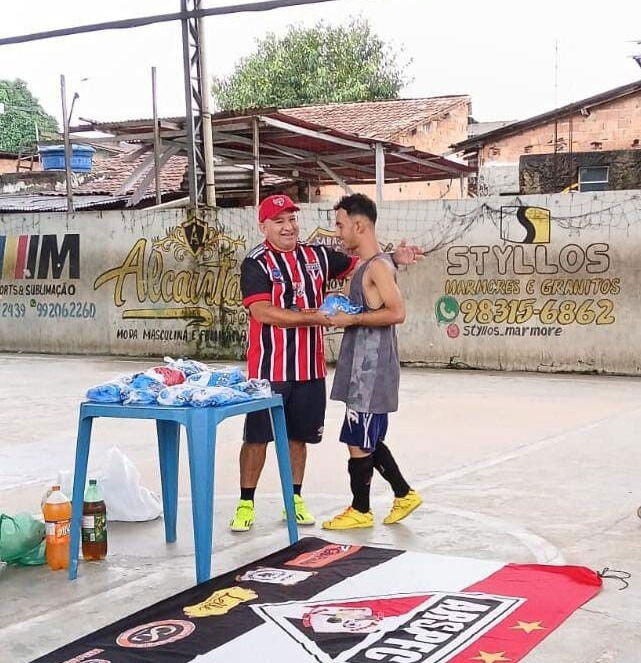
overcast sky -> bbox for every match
[1,0,640,128]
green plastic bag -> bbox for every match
[0,513,46,566]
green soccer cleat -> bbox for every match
[230,499,255,532]
[282,494,316,526]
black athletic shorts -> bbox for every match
[243,378,326,444]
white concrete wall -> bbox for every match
[1,191,640,374]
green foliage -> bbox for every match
[0,79,59,153]
[212,18,410,110]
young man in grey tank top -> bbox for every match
[322,194,423,530]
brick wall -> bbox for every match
[0,156,42,174]
[314,99,470,202]
[0,158,15,174]
[479,92,641,165]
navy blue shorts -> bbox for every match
[339,408,388,452]
[244,378,326,444]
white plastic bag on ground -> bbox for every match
[101,447,162,522]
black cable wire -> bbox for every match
[0,0,341,48]
[598,567,631,591]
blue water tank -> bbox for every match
[39,144,95,173]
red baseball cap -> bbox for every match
[259,194,300,222]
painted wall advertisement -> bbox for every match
[0,192,639,374]
[406,191,639,374]
[0,206,349,360]
[0,208,255,358]
[435,206,617,340]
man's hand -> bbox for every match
[326,312,359,328]
[302,310,333,327]
[392,239,424,266]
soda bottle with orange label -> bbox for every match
[43,485,72,570]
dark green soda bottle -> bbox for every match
[82,479,107,560]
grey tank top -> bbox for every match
[330,253,400,413]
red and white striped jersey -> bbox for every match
[241,241,357,382]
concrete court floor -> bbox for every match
[1,353,641,663]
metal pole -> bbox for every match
[181,1,199,207]
[197,9,216,207]
[151,67,162,205]
[60,74,74,213]
[375,142,385,205]
[252,117,260,206]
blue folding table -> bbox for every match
[68,395,298,583]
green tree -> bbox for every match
[212,18,410,110]
[0,79,59,153]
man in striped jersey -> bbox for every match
[231,194,420,532]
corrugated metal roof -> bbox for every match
[75,153,188,195]
[0,193,155,212]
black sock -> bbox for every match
[348,455,374,513]
[293,484,302,496]
[240,487,256,502]
[373,442,411,498]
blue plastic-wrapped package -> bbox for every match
[190,386,252,407]
[164,356,208,377]
[86,377,131,403]
[234,379,272,399]
[157,385,198,407]
[122,387,160,405]
[318,293,362,316]
[187,367,245,387]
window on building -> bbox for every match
[578,166,609,192]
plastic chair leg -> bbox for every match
[156,420,180,543]
[69,415,93,580]
[271,405,298,545]
[186,415,216,583]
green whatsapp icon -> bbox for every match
[435,296,459,324]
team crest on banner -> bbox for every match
[252,592,524,663]
[285,544,362,568]
[236,567,317,586]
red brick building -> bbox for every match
[454,79,641,195]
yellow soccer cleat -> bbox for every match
[282,494,316,526]
[322,506,374,530]
[230,499,255,532]
[383,490,423,524]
